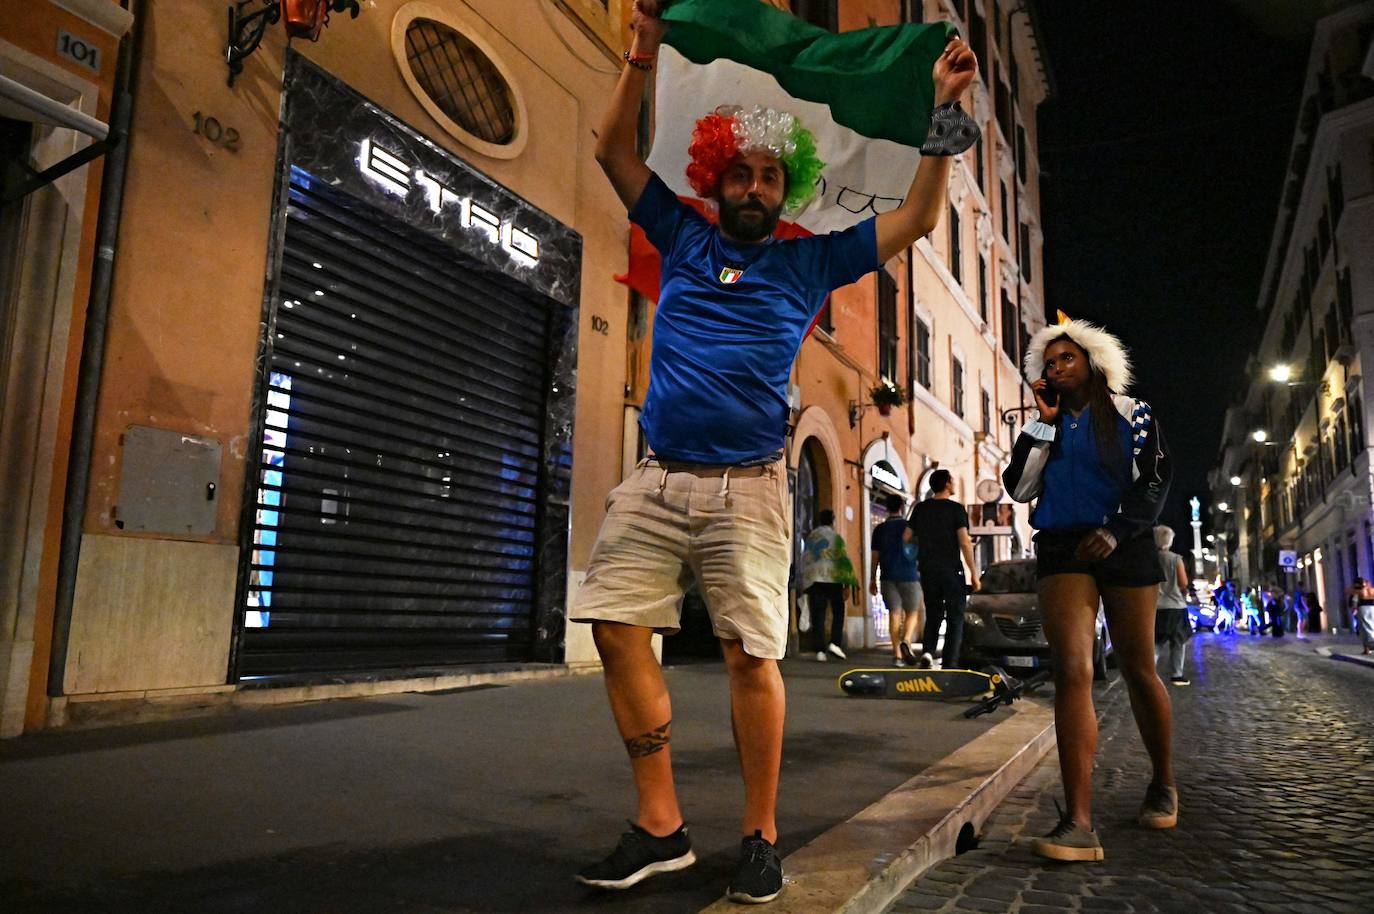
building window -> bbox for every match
[1001,291,1017,363]
[403,18,518,146]
[1329,164,1344,225]
[1016,122,1028,185]
[969,2,987,78]
[952,356,965,418]
[916,319,932,390]
[948,205,962,284]
[1009,32,1019,99]
[1000,180,1010,240]
[981,388,992,435]
[793,0,838,30]
[978,252,990,323]
[878,270,899,382]
[1019,222,1033,282]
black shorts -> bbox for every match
[1034,529,1164,588]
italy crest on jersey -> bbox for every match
[719,266,745,284]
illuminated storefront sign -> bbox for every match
[357,137,540,266]
[870,460,903,491]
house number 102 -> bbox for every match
[192,112,241,153]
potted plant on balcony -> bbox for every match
[870,378,905,416]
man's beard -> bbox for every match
[718,196,784,243]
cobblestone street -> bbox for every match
[887,634,1374,914]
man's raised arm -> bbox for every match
[875,38,979,263]
[594,1,668,210]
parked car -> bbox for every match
[961,559,1113,680]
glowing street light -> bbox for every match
[1217,502,1230,512]
[1269,364,1293,384]
[1230,475,1242,486]
[1252,429,1269,443]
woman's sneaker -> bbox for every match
[899,641,918,664]
[727,831,783,904]
[575,822,696,890]
[1138,783,1178,829]
[1028,811,1104,862]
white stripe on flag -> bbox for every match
[646,46,924,236]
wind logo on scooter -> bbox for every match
[895,676,942,694]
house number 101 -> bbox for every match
[192,112,241,152]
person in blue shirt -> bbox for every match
[869,493,923,666]
[1003,320,1174,865]
[570,0,978,903]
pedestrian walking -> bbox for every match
[1003,319,1176,863]
[1240,587,1262,635]
[569,2,978,901]
[1259,582,1285,637]
[1152,527,1191,686]
[1292,589,1309,639]
[904,469,982,669]
[869,493,923,666]
[1345,578,1374,655]
[802,510,859,662]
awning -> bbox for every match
[0,74,109,140]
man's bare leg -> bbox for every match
[888,609,907,661]
[593,621,683,835]
[722,638,784,842]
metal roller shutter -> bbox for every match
[238,167,551,675]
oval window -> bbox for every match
[394,11,525,157]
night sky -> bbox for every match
[1033,1,1321,543]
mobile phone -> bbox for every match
[1039,369,1059,407]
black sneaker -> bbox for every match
[727,830,783,904]
[575,821,695,890]
[899,641,918,664]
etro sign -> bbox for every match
[281,53,581,308]
[357,138,541,267]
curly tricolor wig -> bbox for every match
[685,105,824,214]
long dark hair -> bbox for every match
[1052,336,1126,481]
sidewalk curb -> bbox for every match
[1330,651,1374,670]
[47,663,601,731]
[698,698,1056,914]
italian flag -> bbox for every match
[617,0,956,302]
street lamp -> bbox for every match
[1230,475,1242,486]
[1252,429,1269,443]
[1269,364,1293,384]
[1217,502,1230,512]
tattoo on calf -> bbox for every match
[625,720,671,758]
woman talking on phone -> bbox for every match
[1002,320,1175,863]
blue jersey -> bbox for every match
[630,174,878,464]
[1030,406,1136,532]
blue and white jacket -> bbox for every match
[1002,395,1171,541]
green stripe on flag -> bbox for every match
[661,0,957,147]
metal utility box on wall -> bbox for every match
[116,425,221,536]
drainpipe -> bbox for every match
[48,0,145,695]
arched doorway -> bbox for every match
[861,440,911,649]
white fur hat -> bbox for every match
[1024,319,1133,394]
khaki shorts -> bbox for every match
[570,459,791,659]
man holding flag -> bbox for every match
[571,0,977,903]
